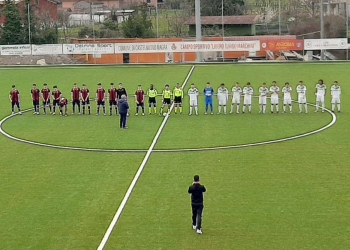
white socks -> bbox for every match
[332,104,341,112]
[299,104,308,113]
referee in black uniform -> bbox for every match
[116,83,127,99]
[188,175,206,235]
[117,83,128,116]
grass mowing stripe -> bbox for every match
[96,65,196,250]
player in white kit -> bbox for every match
[242,82,253,113]
[269,81,280,113]
[296,81,308,113]
[282,82,293,113]
[230,82,242,114]
[330,81,341,113]
[315,79,327,113]
[188,83,199,115]
[258,82,269,114]
[217,83,229,114]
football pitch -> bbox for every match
[0,63,349,250]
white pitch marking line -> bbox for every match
[0,64,192,70]
[0,100,336,154]
[154,101,337,152]
[96,65,196,250]
[0,109,146,153]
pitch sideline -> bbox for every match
[95,65,196,250]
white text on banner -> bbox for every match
[62,43,115,54]
[115,41,260,54]
[32,44,63,55]
[0,45,31,55]
[304,38,348,50]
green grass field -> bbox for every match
[0,63,349,250]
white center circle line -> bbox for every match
[0,101,337,153]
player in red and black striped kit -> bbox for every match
[41,83,51,115]
[108,83,118,116]
[81,84,91,115]
[71,83,81,115]
[51,86,62,115]
[9,85,21,115]
[135,85,145,116]
[31,84,40,115]
[96,83,106,116]
[59,97,68,116]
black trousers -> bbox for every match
[119,113,127,128]
[191,204,204,229]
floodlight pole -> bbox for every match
[278,0,281,36]
[156,3,159,62]
[195,0,202,62]
[346,0,349,60]
[222,0,224,60]
[320,0,325,60]
[156,3,159,38]
[27,2,31,44]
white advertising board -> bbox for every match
[62,43,115,54]
[115,41,261,54]
[304,38,348,50]
[32,44,63,55]
[0,45,31,55]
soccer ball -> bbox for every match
[163,112,168,117]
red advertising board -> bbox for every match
[260,39,304,51]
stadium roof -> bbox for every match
[184,15,259,25]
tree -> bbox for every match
[1,0,23,45]
[99,19,121,38]
[57,10,72,42]
[164,0,192,37]
[23,0,58,44]
[121,3,154,38]
[78,26,98,38]
[77,20,120,39]
[200,0,245,16]
[289,15,346,39]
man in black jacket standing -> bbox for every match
[118,94,129,129]
[188,175,206,235]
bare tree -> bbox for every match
[248,0,276,23]
[164,0,192,37]
[58,10,72,42]
[290,15,346,39]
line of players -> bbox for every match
[9,82,128,116]
[191,80,341,115]
[9,79,341,116]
